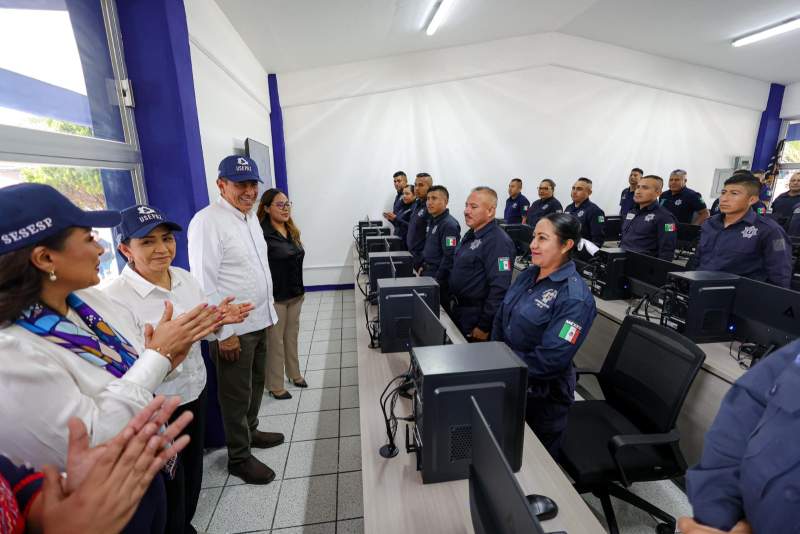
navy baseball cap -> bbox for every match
[117,204,183,243]
[218,155,262,183]
[0,183,120,255]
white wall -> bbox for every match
[279,33,768,285]
[185,0,274,203]
[781,82,800,119]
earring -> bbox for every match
[48,270,57,282]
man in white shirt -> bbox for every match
[188,155,283,484]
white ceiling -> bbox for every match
[215,0,800,83]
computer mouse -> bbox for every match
[526,493,559,521]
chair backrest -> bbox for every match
[598,316,705,434]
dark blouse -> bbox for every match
[261,219,305,302]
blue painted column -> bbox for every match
[116,0,209,271]
[268,73,289,193]
[752,83,785,171]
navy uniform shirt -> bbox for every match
[770,192,800,223]
[659,187,707,223]
[392,202,414,243]
[491,261,596,407]
[695,210,792,288]
[421,209,461,283]
[759,182,771,202]
[564,200,605,247]
[789,206,800,236]
[619,201,677,260]
[687,339,800,533]
[526,197,563,229]
[709,198,768,217]
[406,199,431,268]
[504,194,530,224]
[448,221,516,334]
[392,191,404,216]
[619,187,636,219]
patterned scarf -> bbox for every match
[16,293,139,378]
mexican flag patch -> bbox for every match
[445,236,457,247]
[558,320,582,344]
[498,257,511,272]
[756,207,765,215]
[597,215,605,223]
[664,223,676,232]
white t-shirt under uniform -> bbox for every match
[187,198,278,339]
[103,265,207,405]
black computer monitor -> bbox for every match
[603,215,622,241]
[676,223,701,251]
[624,251,685,298]
[409,290,448,348]
[469,397,546,534]
[730,277,800,351]
[502,224,533,259]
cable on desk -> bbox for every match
[378,367,413,458]
[363,297,380,348]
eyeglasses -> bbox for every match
[273,201,292,210]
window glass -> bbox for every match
[0,1,127,142]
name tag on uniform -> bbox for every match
[625,212,635,220]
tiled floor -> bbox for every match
[194,290,363,534]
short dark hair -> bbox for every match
[511,178,522,185]
[724,173,761,196]
[416,172,431,179]
[631,167,644,175]
[733,169,750,175]
[640,174,664,188]
[403,184,414,193]
[577,177,592,185]
[428,185,449,200]
[541,212,581,259]
[540,179,556,189]
[393,171,406,179]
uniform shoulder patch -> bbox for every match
[558,320,582,344]
[664,223,676,232]
[445,236,457,247]
[597,215,605,223]
[498,257,511,272]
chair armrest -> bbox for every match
[575,367,600,377]
[608,429,681,487]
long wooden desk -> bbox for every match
[354,261,605,534]
[574,297,746,466]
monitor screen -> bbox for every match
[603,216,622,241]
[469,397,545,534]
[731,277,800,349]
[409,290,447,348]
[624,251,685,297]
[501,224,532,259]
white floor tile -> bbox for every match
[272,475,338,529]
[207,482,280,533]
[284,438,339,478]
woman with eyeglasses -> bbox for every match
[0,183,222,532]
[257,189,307,399]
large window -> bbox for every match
[0,0,143,280]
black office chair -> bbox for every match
[559,316,705,534]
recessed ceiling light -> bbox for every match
[732,16,800,47]
[426,0,457,37]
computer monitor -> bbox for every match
[624,251,685,298]
[676,223,701,252]
[730,277,800,352]
[469,397,546,534]
[603,215,622,241]
[501,224,533,260]
[409,290,449,348]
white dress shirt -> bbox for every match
[102,265,207,405]
[187,198,278,339]
[0,287,171,469]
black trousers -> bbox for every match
[122,473,166,534]
[164,386,208,534]
[525,395,570,461]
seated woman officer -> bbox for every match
[679,338,800,534]
[0,184,221,532]
[492,212,597,457]
[392,184,416,244]
[103,204,253,534]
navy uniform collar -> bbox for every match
[572,199,592,210]
[530,260,576,283]
[471,220,497,239]
[430,208,450,223]
[670,186,691,197]
[634,201,659,213]
[710,209,757,229]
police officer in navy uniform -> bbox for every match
[420,185,461,295]
[619,167,643,219]
[620,175,678,260]
[504,178,530,224]
[789,205,800,237]
[770,171,800,227]
[526,179,563,229]
[690,173,792,288]
[383,171,408,229]
[564,177,605,248]
[449,186,516,342]
[492,212,597,457]
[659,169,709,225]
[681,338,800,534]
[391,184,416,244]
[406,173,433,269]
